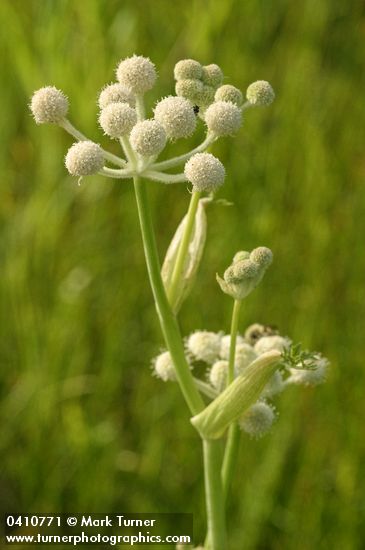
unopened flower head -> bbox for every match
[152,351,176,382]
[250,246,273,268]
[30,86,68,124]
[98,83,135,109]
[217,246,273,300]
[246,80,275,106]
[65,141,104,177]
[99,102,137,138]
[201,64,224,88]
[209,360,228,392]
[174,59,202,80]
[130,120,166,157]
[233,250,250,263]
[175,79,204,104]
[215,84,243,106]
[254,335,291,355]
[204,101,242,137]
[234,343,258,375]
[220,334,245,360]
[186,330,222,364]
[154,96,196,140]
[184,153,225,193]
[239,401,276,438]
[116,55,157,94]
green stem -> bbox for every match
[222,299,242,498]
[133,176,203,416]
[203,439,227,550]
[227,300,242,384]
[167,191,201,306]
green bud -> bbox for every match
[161,199,207,314]
[191,350,281,439]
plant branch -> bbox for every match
[150,134,216,171]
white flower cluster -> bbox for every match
[151,323,328,439]
[30,55,275,190]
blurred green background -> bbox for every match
[1,0,364,548]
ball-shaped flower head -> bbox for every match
[186,331,222,364]
[116,55,157,94]
[99,102,137,139]
[204,101,242,137]
[152,351,176,382]
[234,343,258,375]
[154,96,196,140]
[209,360,228,392]
[98,83,135,109]
[174,59,202,80]
[246,80,275,106]
[219,334,245,360]
[250,247,273,268]
[30,86,68,124]
[254,335,291,355]
[130,120,167,157]
[65,141,104,176]
[201,64,224,88]
[239,401,276,438]
[175,79,204,104]
[184,153,225,193]
[215,84,243,106]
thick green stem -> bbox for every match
[222,299,242,498]
[203,439,227,550]
[167,191,201,306]
[133,176,203,416]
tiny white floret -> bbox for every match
[239,401,276,438]
[130,120,167,157]
[204,101,242,136]
[187,331,222,364]
[116,55,157,94]
[184,153,225,193]
[154,96,196,140]
[98,83,135,109]
[153,351,176,382]
[30,86,68,124]
[65,141,104,176]
[99,102,137,138]
[209,360,228,392]
[254,335,291,355]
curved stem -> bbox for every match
[167,191,200,305]
[203,440,227,550]
[99,168,133,179]
[150,134,216,171]
[132,176,204,415]
[59,119,126,168]
[141,171,187,184]
[222,299,242,498]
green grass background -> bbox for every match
[1,0,364,548]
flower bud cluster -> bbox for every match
[174,59,224,109]
[217,247,273,301]
[169,323,328,439]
